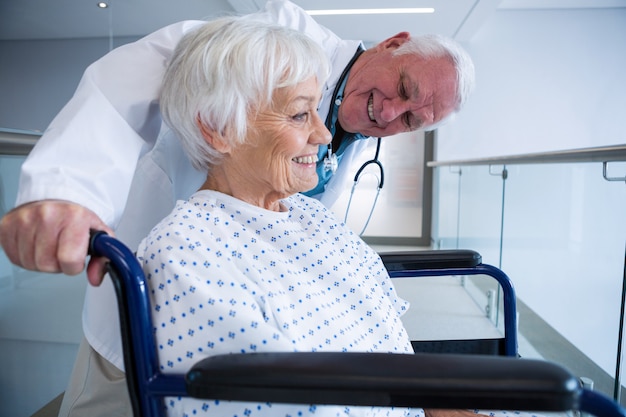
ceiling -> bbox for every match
[0,0,624,44]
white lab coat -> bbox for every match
[15,0,369,370]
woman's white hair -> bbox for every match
[393,34,475,131]
[160,16,331,172]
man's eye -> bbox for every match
[403,113,421,131]
[399,83,409,100]
[403,113,412,128]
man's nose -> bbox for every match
[380,98,412,123]
[381,98,434,127]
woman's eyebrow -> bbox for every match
[294,93,322,105]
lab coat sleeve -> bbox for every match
[15,20,205,227]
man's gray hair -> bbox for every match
[394,34,475,130]
[160,16,331,171]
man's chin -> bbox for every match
[357,127,382,137]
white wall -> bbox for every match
[433,6,626,379]
[0,36,137,132]
[437,7,626,161]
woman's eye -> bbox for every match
[293,112,309,122]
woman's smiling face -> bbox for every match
[221,76,331,207]
[338,33,458,137]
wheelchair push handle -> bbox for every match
[88,229,109,256]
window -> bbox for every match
[331,131,433,246]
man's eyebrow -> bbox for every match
[405,72,420,99]
[399,72,419,99]
[398,72,406,96]
[412,80,420,99]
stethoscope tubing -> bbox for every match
[324,46,384,235]
[353,137,384,187]
[344,137,384,235]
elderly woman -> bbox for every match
[142,15,414,417]
[140,16,498,417]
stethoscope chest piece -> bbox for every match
[323,148,338,173]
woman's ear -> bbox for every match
[196,116,232,154]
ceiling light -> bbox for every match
[97,2,109,8]
[306,8,435,16]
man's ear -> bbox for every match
[196,116,231,154]
[377,32,411,51]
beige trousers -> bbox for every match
[57,337,132,417]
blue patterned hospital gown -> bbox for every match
[137,190,414,417]
[137,190,544,417]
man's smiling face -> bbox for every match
[338,32,458,137]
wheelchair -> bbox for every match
[88,231,626,417]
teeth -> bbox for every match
[292,155,318,164]
[367,95,375,122]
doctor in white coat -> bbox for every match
[0,1,474,415]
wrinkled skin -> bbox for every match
[0,199,114,285]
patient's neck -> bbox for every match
[199,167,287,213]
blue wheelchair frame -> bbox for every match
[380,250,517,357]
[89,231,626,417]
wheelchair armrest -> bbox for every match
[379,250,482,271]
[186,351,579,411]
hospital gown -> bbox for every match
[137,191,548,417]
[137,190,416,416]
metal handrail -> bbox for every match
[0,128,40,156]
[427,144,626,167]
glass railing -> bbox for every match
[0,128,39,289]
[431,145,626,402]
[0,129,87,417]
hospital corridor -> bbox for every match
[1,1,625,416]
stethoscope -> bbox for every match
[322,46,385,235]
[344,137,384,235]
